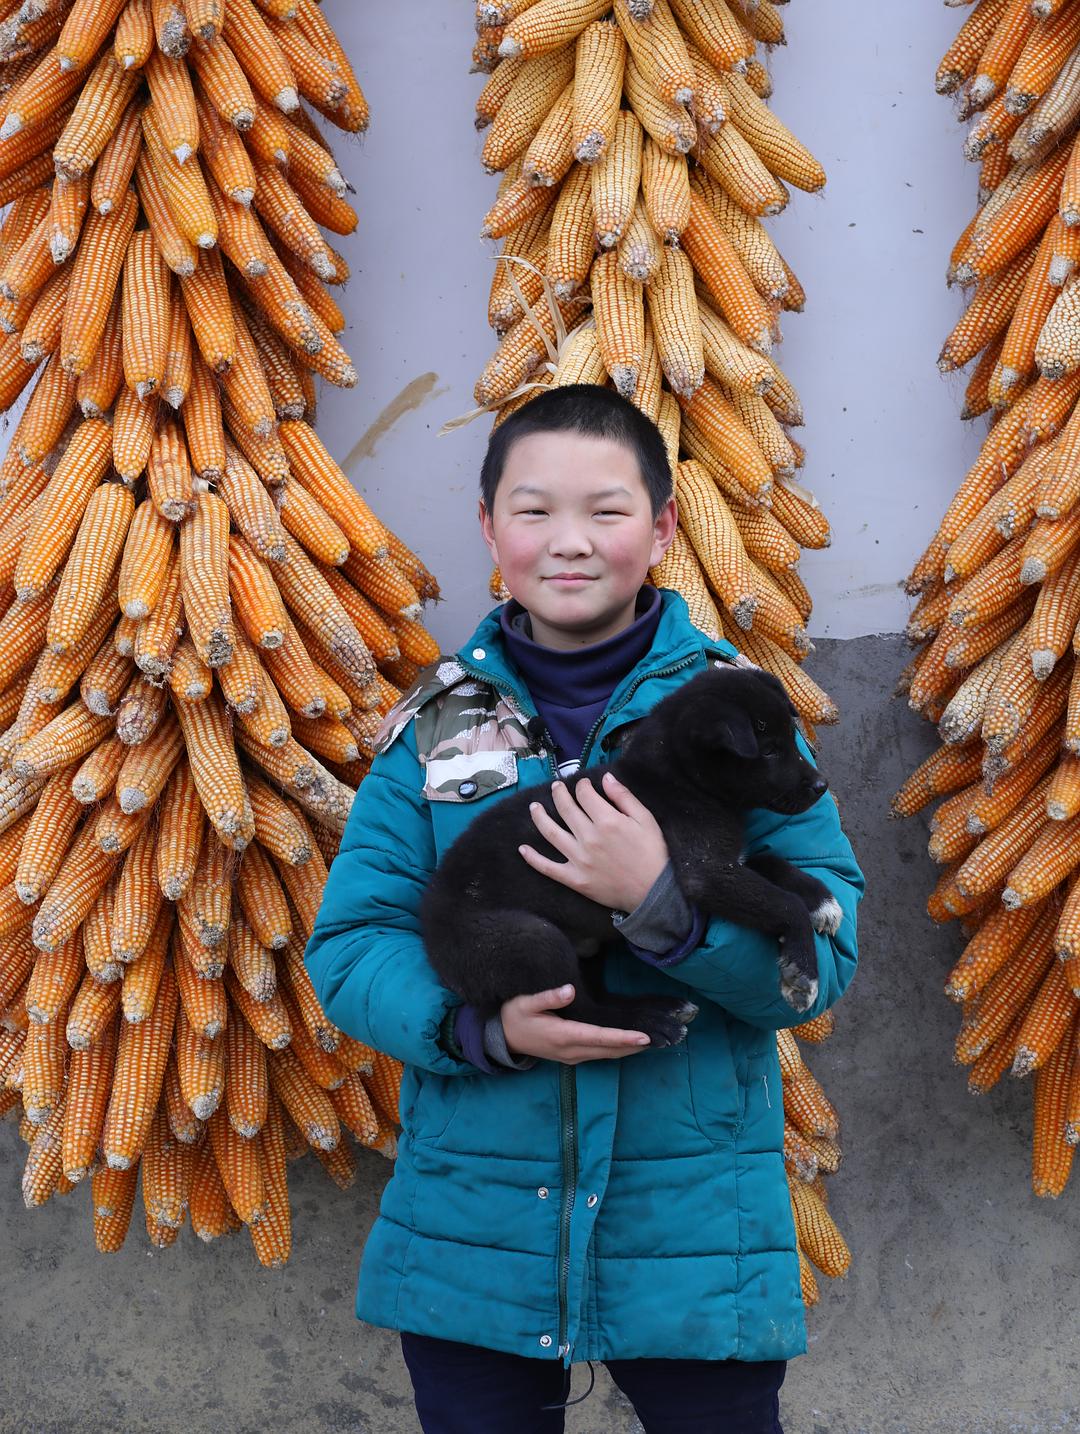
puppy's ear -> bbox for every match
[713,702,759,759]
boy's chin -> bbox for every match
[528,593,641,645]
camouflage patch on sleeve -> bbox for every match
[373,658,466,756]
[373,654,534,799]
[416,684,532,770]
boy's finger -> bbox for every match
[551,779,592,835]
[527,802,577,854]
[600,771,650,822]
[518,843,579,886]
[557,1019,651,1047]
[573,779,608,816]
[565,1043,650,1063]
[531,984,575,1008]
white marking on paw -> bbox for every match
[780,968,818,1013]
[810,896,843,935]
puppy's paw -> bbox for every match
[630,999,698,1048]
[779,958,818,1014]
[809,896,843,936]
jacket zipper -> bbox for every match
[576,653,697,769]
[556,1062,577,1358]
[456,649,698,1361]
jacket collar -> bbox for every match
[454,588,739,725]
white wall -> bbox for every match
[312,0,987,648]
[0,4,988,647]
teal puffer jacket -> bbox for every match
[304,591,864,1368]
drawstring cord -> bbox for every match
[540,1358,597,1412]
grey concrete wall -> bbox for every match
[2,636,1078,1434]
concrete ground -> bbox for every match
[1,636,1078,1434]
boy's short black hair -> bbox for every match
[479,383,673,519]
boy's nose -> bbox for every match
[549,531,592,557]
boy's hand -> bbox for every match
[518,772,668,913]
[502,985,652,1064]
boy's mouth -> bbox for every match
[545,573,597,584]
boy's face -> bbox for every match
[479,429,677,651]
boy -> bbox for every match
[304,385,864,1434]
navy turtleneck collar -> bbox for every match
[499,586,662,772]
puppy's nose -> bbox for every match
[810,777,828,797]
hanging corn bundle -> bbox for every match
[466,0,850,1304]
[466,0,837,748]
[780,1012,850,1304]
[0,0,433,1262]
[896,0,1080,1200]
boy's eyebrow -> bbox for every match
[507,484,635,499]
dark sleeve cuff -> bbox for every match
[613,861,705,967]
[625,906,708,969]
[449,1004,536,1073]
[438,1005,468,1061]
[482,1014,537,1070]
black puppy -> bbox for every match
[420,666,842,1047]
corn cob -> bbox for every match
[47,483,133,654]
[174,691,251,847]
[188,1136,231,1239]
[101,961,178,1167]
[59,188,138,376]
[1032,1025,1075,1196]
[223,0,298,114]
[16,419,111,598]
[90,99,143,217]
[207,1101,267,1225]
[267,1042,338,1149]
[591,107,642,248]
[180,491,234,668]
[15,767,82,905]
[173,999,224,1118]
[573,19,624,163]
[61,1020,117,1182]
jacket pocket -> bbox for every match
[685,1003,741,1147]
[405,1066,462,1145]
[736,1045,783,1146]
[414,1062,560,1160]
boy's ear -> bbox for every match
[650,496,678,567]
[479,498,498,563]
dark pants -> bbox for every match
[400,1331,785,1434]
